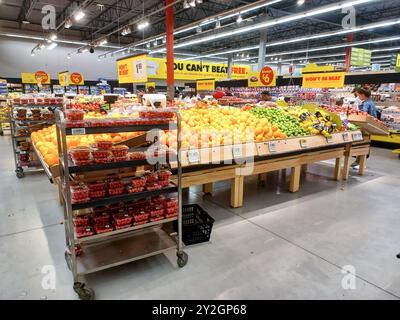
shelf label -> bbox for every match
[187,149,200,163]
[352,132,363,141]
[71,128,86,135]
[326,136,333,144]
[342,133,349,142]
[232,145,242,158]
[268,141,277,153]
[300,139,308,148]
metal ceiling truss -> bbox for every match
[17,0,39,25]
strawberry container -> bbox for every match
[158,169,172,181]
[165,206,178,215]
[150,216,165,222]
[108,180,123,189]
[114,223,131,230]
[113,213,133,227]
[89,189,106,199]
[94,157,111,164]
[75,226,94,238]
[111,145,129,157]
[159,180,170,187]
[144,171,158,183]
[132,209,150,223]
[146,182,162,191]
[70,184,90,204]
[94,223,114,234]
[109,187,124,196]
[92,212,110,225]
[88,181,106,192]
[131,177,146,188]
[73,159,93,166]
[96,140,113,150]
[73,215,90,227]
[151,195,165,205]
[127,186,144,194]
[91,148,112,159]
[113,156,129,162]
[65,109,85,121]
[65,120,85,128]
[70,147,91,161]
[129,152,146,160]
[150,205,164,217]
[164,198,178,208]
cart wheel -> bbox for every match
[397,253,400,259]
[177,251,188,268]
[16,169,24,179]
[73,282,95,300]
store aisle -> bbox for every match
[0,135,399,300]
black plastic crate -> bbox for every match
[178,204,215,245]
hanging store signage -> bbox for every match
[350,48,371,67]
[196,79,215,91]
[58,71,69,86]
[302,72,346,89]
[259,66,276,86]
[117,55,250,83]
[117,54,148,84]
[21,72,50,84]
[69,72,84,85]
[396,54,400,71]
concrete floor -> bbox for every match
[0,135,399,300]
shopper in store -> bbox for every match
[357,87,377,118]
[213,87,226,99]
[224,87,233,96]
[260,90,278,102]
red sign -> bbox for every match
[70,72,84,85]
[259,66,274,86]
[35,71,49,84]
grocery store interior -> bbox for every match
[0,0,399,300]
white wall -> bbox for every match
[0,37,118,81]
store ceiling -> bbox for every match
[0,0,400,66]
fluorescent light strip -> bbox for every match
[150,0,379,54]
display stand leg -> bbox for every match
[230,176,244,208]
[334,158,342,181]
[257,173,267,186]
[358,154,367,176]
[289,166,301,193]
[202,182,213,195]
[342,144,352,180]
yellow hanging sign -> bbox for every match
[248,67,276,87]
[21,72,51,84]
[59,71,69,86]
[196,79,215,91]
[117,54,148,84]
[302,72,346,89]
[145,82,156,90]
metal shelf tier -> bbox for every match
[64,122,176,135]
[75,227,177,276]
[71,185,178,210]
[77,216,178,244]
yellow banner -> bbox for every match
[302,72,346,89]
[59,71,69,86]
[69,72,84,85]
[145,82,156,90]
[397,54,400,67]
[147,57,249,81]
[22,72,50,84]
[117,54,148,83]
[196,79,215,91]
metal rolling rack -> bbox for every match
[55,109,187,300]
[10,103,57,178]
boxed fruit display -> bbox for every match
[108,187,124,196]
[113,213,133,227]
[131,176,146,188]
[65,109,85,121]
[127,186,144,194]
[149,205,164,217]
[75,226,94,238]
[92,212,111,225]
[70,184,90,204]
[144,171,158,183]
[146,182,162,191]
[94,223,114,234]
[129,152,146,160]
[70,147,91,161]
[158,169,172,181]
[73,215,90,227]
[111,145,129,158]
[96,141,113,150]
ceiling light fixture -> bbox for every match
[98,38,108,46]
[297,0,305,5]
[137,20,150,30]
[196,0,203,3]
[65,19,72,29]
[121,27,131,36]
[216,19,221,28]
[74,10,85,21]
[196,26,202,33]
[67,54,71,59]
[47,42,58,50]
[49,32,57,41]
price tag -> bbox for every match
[326,136,333,144]
[300,139,308,149]
[342,133,349,142]
[352,132,363,141]
[232,145,242,158]
[187,149,200,163]
[339,113,348,121]
[71,128,86,135]
[268,141,277,153]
